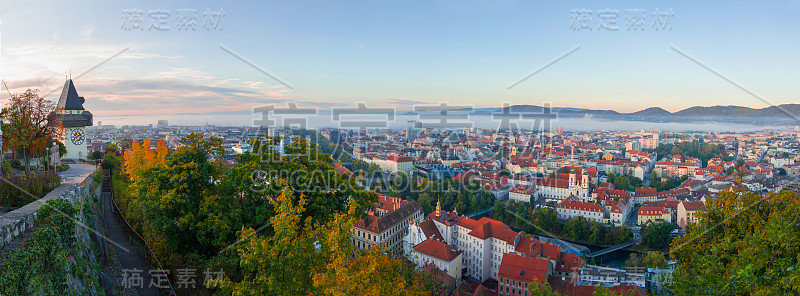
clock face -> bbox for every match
[70,129,85,145]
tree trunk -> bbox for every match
[23,149,29,175]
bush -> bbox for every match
[641,222,676,250]
[1,161,10,176]
[101,152,122,171]
[0,199,77,295]
[0,172,61,207]
[90,150,103,160]
[58,164,70,171]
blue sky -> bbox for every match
[1,0,798,120]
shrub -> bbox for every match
[90,150,103,160]
[0,199,76,295]
[0,172,61,207]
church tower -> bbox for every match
[581,168,589,188]
[569,166,576,187]
[56,79,93,160]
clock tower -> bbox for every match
[56,79,93,160]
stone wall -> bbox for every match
[0,170,94,249]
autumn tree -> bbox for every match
[129,134,222,256]
[1,89,60,174]
[122,137,168,182]
[642,251,668,268]
[213,189,429,296]
[526,278,561,296]
[312,202,427,296]
[669,190,800,294]
[210,188,319,295]
[593,286,636,296]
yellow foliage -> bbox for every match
[122,137,168,183]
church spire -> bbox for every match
[436,198,441,217]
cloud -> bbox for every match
[0,40,305,117]
[3,66,299,117]
[77,74,297,116]
[0,42,181,83]
[386,98,426,105]
[81,23,95,39]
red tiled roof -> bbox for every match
[354,195,421,233]
[418,219,443,241]
[466,217,519,244]
[638,206,669,216]
[510,186,531,194]
[557,197,604,213]
[414,238,462,261]
[635,187,657,197]
[419,264,456,295]
[386,155,413,162]
[428,210,463,226]
[332,163,353,176]
[680,201,705,211]
[457,216,481,230]
[526,240,561,261]
[537,177,571,188]
[656,161,699,167]
[555,252,584,274]
[498,253,549,284]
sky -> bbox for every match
[1,0,799,125]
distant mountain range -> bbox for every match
[401,104,800,125]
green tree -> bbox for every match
[101,151,122,171]
[211,188,319,295]
[493,200,506,222]
[670,190,800,295]
[642,251,668,268]
[90,150,103,160]
[623,253,644,270]
[564,217,589,241]
[527,277,561,296]
[533,208,558,233]
[641,222,675,250]
[593,286,636,296]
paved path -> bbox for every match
[59,163,97,182]
[102,190,162,296]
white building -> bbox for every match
[556,195,605,223]
[367,154,414,175]
[352,194,423,254]
[408,238,463,279]
[508,185,534,203]
[535,166,596,200]
[409,202,584,283]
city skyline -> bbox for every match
[1,2,799,295]
[1,0,799,121]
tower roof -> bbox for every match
[57,79,85,110]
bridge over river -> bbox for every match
[585,240,639,258]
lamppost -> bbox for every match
[51,142,57,172]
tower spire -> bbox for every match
[436,198,441,217]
